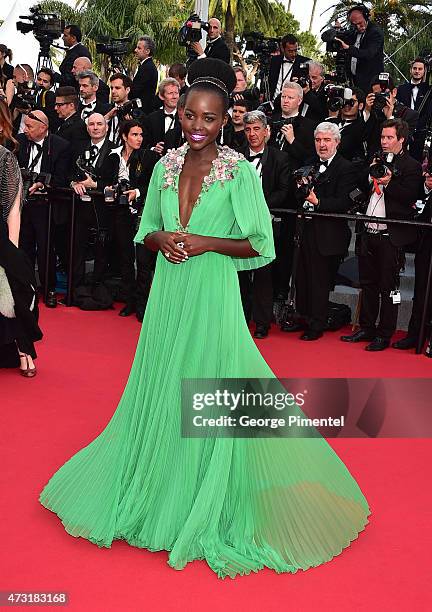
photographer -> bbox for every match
[55,86,90,165]
[231,66,260,110]
[105,73,142,146]
[364,74,418,157]
[71,56,110,104]
[269,34,311,102]
[34,68,60,132]
[334,4,384,95]
[101,120,154,318]
[221,99,250,153]
[300,61,327,123]
[0,44,13,88]
[326,86,369,162]
[341,119,422,350]
[77,70,110,120]
[58,25,91,87]
[392,170,432,353]
[8,64,35,133]
[191,18,230,64]
[70,113,115,289]
[284,122,357,340]
[270,81,316,167]
[397,58,432,161]
[16,110,70,307]
[168,63,187,94]
[240,110,291,338]
[130,36,158,115]
[144,78,181,154]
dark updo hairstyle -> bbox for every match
[185,58,237,113]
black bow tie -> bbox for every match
[250,152,263,160]
[283,59,293,64]
[32,142,43,152]
[319,159,329,167]
[164,112,175,119]
[82,102,95,108]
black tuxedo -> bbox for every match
[296,153,358,333]
[58,43,92,86]
[0,62,13,83]
[269,113,316,168]
[397,82,432,161]
[327,116,368,162]
[16,133,70,293]
[56,112,90,167]
[130,58,158,115]
[144,108,181,148]
[301,87,327,123]
[203,37,230,63]
[356,151,422,339]
[100,148,156,305]
[164,124,185,151]
[269,54,311,101]
[78,99,111,121]
[345,21,384,94]
[72,138,116,287]
[239,146,292,328]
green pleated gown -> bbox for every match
[39,144,370,578]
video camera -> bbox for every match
[16,4,64,47]
[321,24,355,53]
[96,37,130,58]
[244,31,280,56]
[178,13,209,67]
[370,151,400,179]
[324,85,354,112]
[21,168,51,202]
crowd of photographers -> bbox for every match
[0,3,431,356]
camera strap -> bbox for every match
[28,142,44,173]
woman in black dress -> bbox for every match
[0,144,42,376]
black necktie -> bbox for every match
[29,143,43,172]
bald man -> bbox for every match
[71,56,110,104]
[191,18,230,64]
[16,111,70,306]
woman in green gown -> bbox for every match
[40,59,370,578]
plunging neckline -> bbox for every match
[177,146,221,231]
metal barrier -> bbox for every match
[270,208,432,355]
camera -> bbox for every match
[369,151,400,179]
[16,4,64,52]
[116,98,142,120]
[75,150,97,183]
[324,85,354,112]
[348,188,368,213]
[244,31,280,56]
[178,13,209,46]
[21,168,51,201]
[14,81,39,111]
[297,63,311,89]
[271,116,297,131]
[321,24,355,53]
[96,37,130,57]
[116,179,131,206]
[372,73,391,112]
[293,165,321,201]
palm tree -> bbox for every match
[309,0,318,33]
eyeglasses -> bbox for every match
[54,101,69,107]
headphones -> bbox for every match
[347,4,370,21]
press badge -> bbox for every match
[390,290,401,304]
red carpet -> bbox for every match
[1,304,431,611]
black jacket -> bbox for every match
[245,146,292,210]
[56,112,90,167]
[269,54,311,100]
[269,113,316,169]
[72,137,115,189]
[35,89,61,132]
[358,151,422,247]
[345,21,384,94]
[78,99,111,121]
[144,108,181,148]
[16,132,70,188]
[306,153,358,256]
[96,79,110,104]
[100,148,156,208]
[130,58,158,115]
[58,43,92,87]
[327,116,369,162]
[204,37,230,63]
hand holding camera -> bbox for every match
[281,123,295,144]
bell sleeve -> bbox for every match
[230,160,276,271]
[134,161,164,244]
